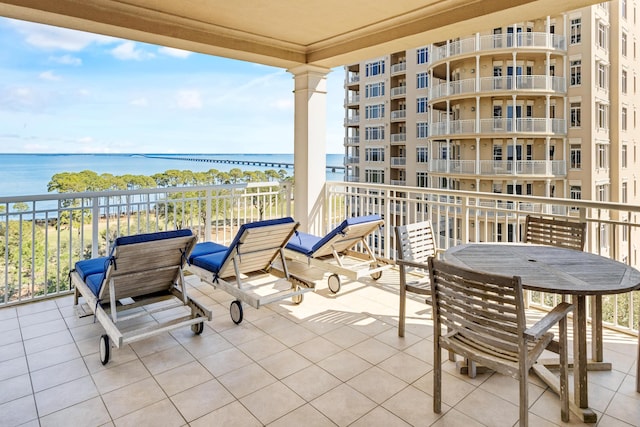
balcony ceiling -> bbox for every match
[0,0,602,69]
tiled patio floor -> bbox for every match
[1,268,638,426]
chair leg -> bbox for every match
[520,366,529,427]
[398,268,407,337]
[559,313,570,422]
[434,338,442,413]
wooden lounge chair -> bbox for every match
[70,229,212,365]
[394,220,437,337]
[524,215,586,250]
[284,215,392,293]
[428,257,573,426]
[187,217,313,324]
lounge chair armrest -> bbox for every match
[524,302,573,341]
[397,258,430,271]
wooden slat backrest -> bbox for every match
[524,215,586,250]
[310,219,383,258]
[395,220,436,264]
[99,234,196,301]
[429,257,526,372]
[217,221,297,278]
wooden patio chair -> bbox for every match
[428,257,573,426]
[394,220,437,337]
[524,215,586,250]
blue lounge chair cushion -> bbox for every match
[85,273,105,297]
[287,215,382,256]
[74,229,196,298]
[190,217,296,273]
[189,242,228,263]
[75,257,110,281]
[114,229,193,246]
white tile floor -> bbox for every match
[1,268,638,427]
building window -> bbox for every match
[365,126,384,141]
[365,60,385,77]
[416,97,428,113]
[622,0,627,19]
[622,144,628,167]
[597,62,608,89]
[570,185,582,211]
[416,122,428,139]
[493,145,503,161]
[597,143,608,169]
[622,107,628,130]
[416,147,429,163]
[570,102,581,127]
[597,184,608,202]
[570,18,581,44]
[365,104,385,119]
[416,47,429,64]
[365,82,385,98]
[416,172,428,187]
[365,148,385,162]
[365,169,384,183]
[570,60,581,85]
[417,72,428,89]
[622,32,628,56]
[597,103,608,129]
[622,70,627,93]
[570,144,582,169]
[597,21,607,49]
[622,182,628,203]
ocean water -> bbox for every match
[0,153,345,197]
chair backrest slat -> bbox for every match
[395,220,436,263]
[524,215,586,250]
[429,258,525,361]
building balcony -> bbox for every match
[390,157,407,166]
[430,32,566,63]
[390,133,407,143]
[345,156,360,164]
[391,110,406,121]
[390,86,407,97]
[430,159,567,176]
[346,94,360,105]
[430,75,567,101]
[390,62,407,74]
[344,136,360,145]
[429,118,566,137]
[1,183,638,426]
[345,115,360,125]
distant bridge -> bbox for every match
[145,155,345,172]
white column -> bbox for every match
[288,65,330,234]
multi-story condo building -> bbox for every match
[344,1,640,261]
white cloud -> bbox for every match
[50,54,82,66]
[9,19,115,51]
[270,98,293,110]
[39,70,61,81]
[158,46,192,58]
[110,41,155,61]
[77,136,93,144]
[176,90,202,110]
[130,97,149,107]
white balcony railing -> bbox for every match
[2,181,638,338]
[431,32,566,62]
[390,157,407,166]
[430,160,566,176]
[429,118,566,136]
[431,75,567,100]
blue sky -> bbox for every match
[0,17,345,154]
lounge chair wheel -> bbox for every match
[292,293,304,305]
[230,300,243,324]
[99,334,110,365]
[370,264,383,280]
[328,274,341,294]
[191,315,204,335]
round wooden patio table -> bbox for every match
[443,243,640,424]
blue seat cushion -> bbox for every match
[189,242,228,263]
[286,232,321,256]
[85,273,105,297]
[191,251,228,273]
[114,229,193,246]
[190,217,296,273]
[287,215,381,256]
[75,257,109,281]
